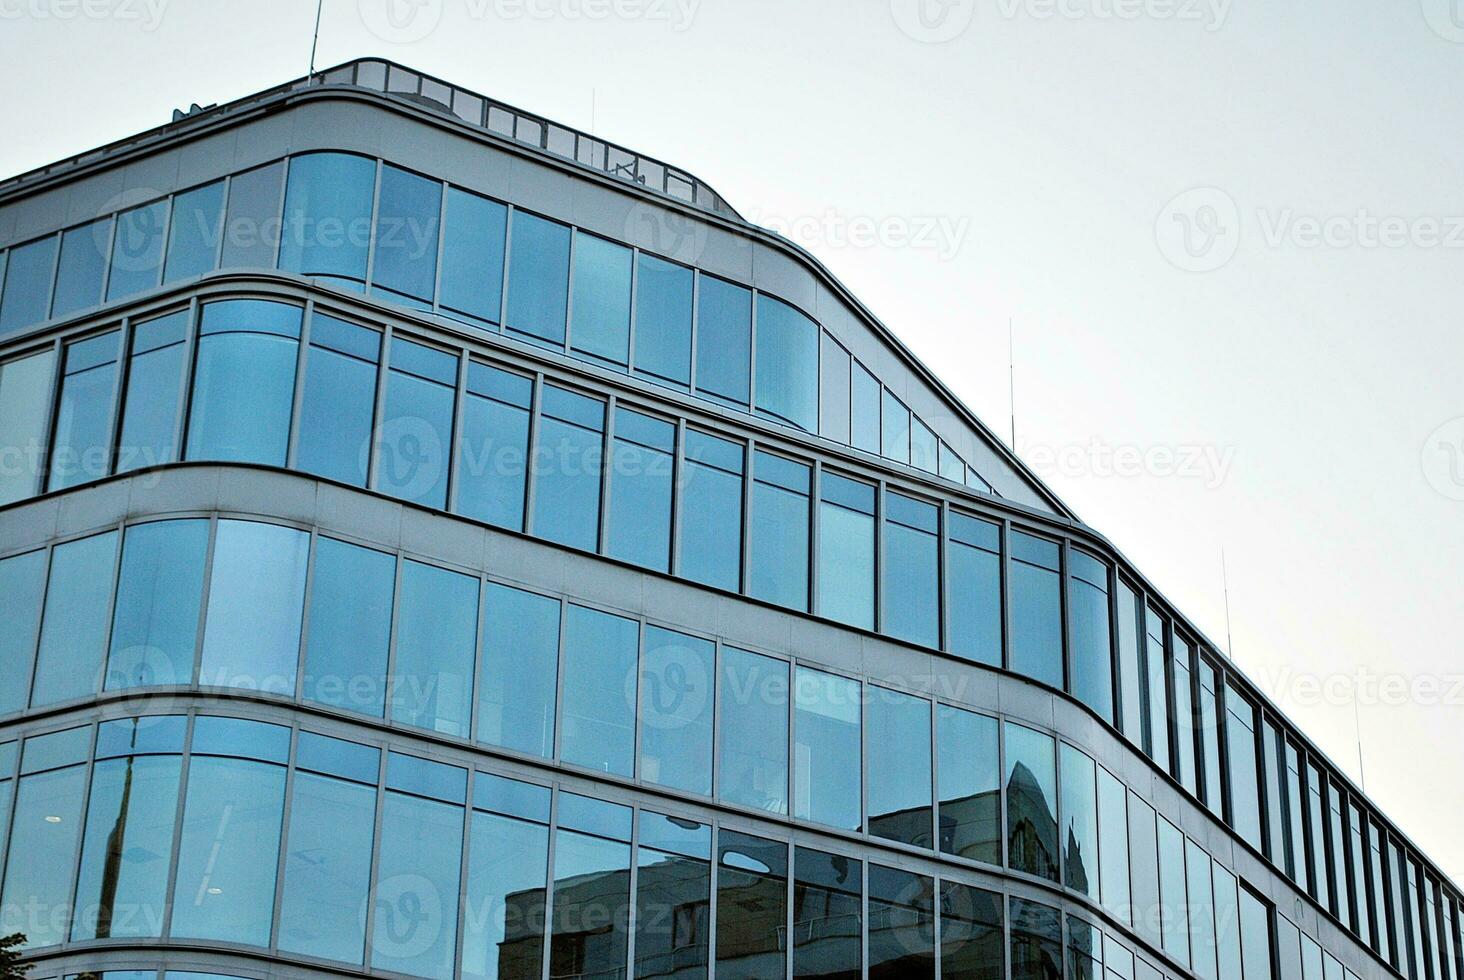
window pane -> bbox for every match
[1306,763,1330,911]
[1010,897,1062,980]
[1287,743,1310,892]
[107,200,168,300]
[302,536,395,716]
[749,451,810,611]
[170,755,286,945]
[1068,916,1101,980]
[608,408,675,571]
[463,804,549,980]
[1128,794,1161,949]
[105,519,208,691]
[279,152,375,286]
[695,276,750,407]
[884,492,940,647]
[440,187,507,325]
[0,236,58,336]
[1348,803,1371,946]
[1188,840,1218,980]
[51,220,110,317]
[1144,608,1171,771]
[1225,689,1263,850]
[1173,639,1198,794]
[910,416,938,473]
[947,513,1001,667]
[1061,744,1099,899]
[1239,887,1274,980]
[634,253,693,387]
[1098,767,1131,925]
[31,529,118,707]
[1200,661,1225,819]
[639,626,715,795]
[755,294,818,432]
[819,335,851,443]
[940,881,1003,980]
[186,299,301,465]
[277,771,376,964]
[390,559,478,737]
[817,473,874,629]
[717,831,786,979]
[48,329,120,491]
[163,181,225,283]
[220,161,284,269]
[869,866,934,979]
[551,820,631,980]
[505,211,571,347]
[480,583,560,758]
[458,362,532,530]
[881,390,910,463]
[634,815,711,980]
[0,550,46,716]
[199,520,308,695]
[0,348,56,503]
[793,846,861,979]
[868,687,932,847]
[378,337,455,509]
[1213,862,1243,980]
[116,311,187,474]
[560,605,639,777]
[794,667,862,831]
[1157,817,1191,966]
[850,362,881,453]
[1069,550,1114,720]
[372,164,441,304]
[532,385,605,551]
[1010,531,1063,689]
[718,647,789,815]
[1328,782,1350,927]
[0,762,86,948]
[937,705,999,864]
[679,430,743,591]
[296,313,380,486]
[1006,722,1058,882]
[1115,579,1144,745]
[1370,821,1391,963]
[375,787,464,980]
[570,232,632,367]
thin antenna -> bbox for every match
[1221,548,1235,660]
[308,0,326,80]
[1008,317,1016,449]
[1352,695,1367,792]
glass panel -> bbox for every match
[910,416,938,473]
[1212,862,1243,980]
[199,520,309,695]
[881,390,910,463]
[458,362,532,530]
[940,881,1003,980]
[1005,721,1058,882]
[372,164,441,304]
[755,294,818,432]
[1098,767,1130,925]
[390,559,478,737]
[850,361,880,453]
[296,313,380,487]
[279,152,376,285]
[550,825,631,980]
[1010,897,1062,980]
[937,705,1000,864]
[884,492,940,646]
[1144,608,1171,770]
[819,335,851,443]
[378,337,455,509]
[607,407,675,571]
[48,330,120,491]
[31,530,118,707]
[1306,763,1332,909]
[116,311,187,473]
[716,831,786,979]
[868,865,934,978]
[794,667,862,831]
[220,161,285,269]
[569,232,632,367]
[1287,743,1310,892]
[1199,660,1225,819]
[1173,639,1197,794]
[0,762,87,948]
[633,253,694,388]
[1187,840,1217,980]
[1128,794,1161,948]
[1061,744,1099,899]
[634,816,711,979]
[679,430,743,592]
[560,605,639,777]
[1328,782,1350,926]
[1010,531,1063,689]
[1068,916,1101,980]
[939,443,965,484]
[792,846,861,979]
[639,626,715,795]
[107,199,168,301]
[276,770,376,964]
[1069,550,1114,720]
[694,275,751,407]
[532,385,605,551]
[170,755,286,945]
[105,519,208,691]
[867,686,932,847]
[374,787,464,980]
[463,802,549,980]
[0,236,57,336]
[1115,579,1144,746]
[163,181,225,283]
[440,187,507,325]
[0,550,46,716]
[505,211,571,347]
[1226,689,1263,851]
[817,473,874,629]
[1239,887,1274,980]
[718,647,789,815]
[1275,916,1302,980]
[51,220,110,317]
[302,536,395,716]
[0,348,56,503]
[947,512,1002,667]
[1348,803,1371,946]
[1371,820,1391,963]
[749,451,810,611]
[186,299,301,465]
[480,583,559,758]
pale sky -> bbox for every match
[3,0,1461,880]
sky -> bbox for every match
[2,0,1461,879]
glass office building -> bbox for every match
[0,60,1454,980]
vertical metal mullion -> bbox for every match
[860,856,869,980]
[786,649,798,827]
[431,178,448,315]
[159,708,200,941]
[937,499,950,653]
[739,438,756,597]
[540,785,561,980]
[101,319,129,477]
[499,205,514,332]
[453,773,473,980]
[367,323,394,492]
[42,228,64,322]
[190,515,220,691]
[669,418,687,578]
[382,553,406,728]
[785,835,795,980]
[632,612,647,782]
[14,538,51,725]
[270,156,291,269]
[33,336,64,499]
[285,298,315,470]
[748,289,759,416]
[1060,538,1073,697]
[858,674,869,841]
[598,393,615,555]
[91,520,128,698]
[809,460,823,619]
[551,598,569,765]
[292,527,319,702]
[445,350,468,514]
[626,806,641,980]
[268,724,301,952]
[707,824,719,980]
[467,567,488,746]
[361,740,390,973]
[362,159,384,292]
[213,174,231,270]
[153,195,176,293]
[522,371,544,535]
[172,295,201,464]
[687,269,700,394]
[999,519,1013,673]
[928,686,941,873]
[59,722,102,948]
[563,228,578,356]
[626,246,640,374]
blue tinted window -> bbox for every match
[607,407,675,571]
[277,770,376,964]
[695,275,751,407]
[817,472,875,629]
[391,560,478,737]
[1202,663,1227,820]
[47,330,120,491]
[505,210,570,347]
[793,666,861,831]
[634,253,693,387]
[1060,744,1099,899]
[560,605,639,777]
[387,752,468,804]
[1010,530,1063,689]
[1145,607,1172,771]
[639,626,715,795]
[719,647,789,815]
[439,187,506,325]
[947,512,1001,666]
[1,760,86,948]
[881,390,910,463]
[532,385,604,551]
[793,846,862,977]
[1173,639,1198,796]
[105,519,208,691]
[279,152,376,287]
[1006,721,1058,882]
[551,821,631,980]
[851,361,881,453]
[1099,768,1131,925]
[754,294,818,431]
[116,311,187,473]
[939,442,966,484]
[819,334,852,443]
[378,337,455,508]
[296,731,379,784]
[220,161,284,269]
[473,771,551,822]
[302,537,395,716]
[570,232,632,367]
[463,801,549,979]
[679,429,743,591]
[0,550,46,716]
[557,793,632,840]
[107,200,169,301]
[51,220,110,317]
[94,715,185,759]
[0,236,58,336]
[479,583,560,759]
[748,450,810,611]
[1069,550,1114,721]
[458,362,531,530]
[372,165,441,305]
[1226,688,1264,851]
[31,530,117,707]
[1187,839,1218,978]
[374,786,463,980]
[884,492,940,647]
[0,348,55,504]
[868,686,932,846]
[1157,817,1191,965]
[199,520,309,695]
[186,300,301,465]
[911,416,938,473]
[296,313,380,486]
[1239,886,1275,980]
[937,704,1000,865]
[1115,578,1144,746]
[163,181,225,283]
[189,716,290,763]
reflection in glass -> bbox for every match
[867,687,931,847]
[199,520,308,695]
[716,831,786,980]
[560,605,639,777]
[1005,721,1058,882]
[1069,550,1114,720]
[550,820,632,980]
[47,330,119,491]
[374,783,464,980]
[186,299,301,465]
[2,761,87,948]
[279,152,376,286]
[372,164,441,305]
[1114,579,1144,747]
[1067,916,1101,980]
[1010,531,1063,689]
[464,796,549,980]
[937,705,1000,865]
[679,430,743,592]
[640,627,715,795]
[302,536,395,716]
[116,311,187,474]
[31,530,118,708]
[749,451,810,611]
[868,865,934,979]
[277,769,377,964]
[1009,897,1062,980]
[793,846,861,980]
[634,814,710,980]
[794,667,861,831]
[947,513,1001,667]
[940,881,1003,980]
[105,519,208,691]
[1060,744,1098,899]
[633,253,694,388]
[755,295,818,432]
[390,559,479,737]
[817,473,875,629]
[296,313,380,487]
[718,647,789,815]
[480,583,560,758]
[379,337,456,509]
[0,551,46,716]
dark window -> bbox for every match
[506,210,571,348]
[279,152,376,288]
[1068,917,1100,980]
[1069,549,1114,720]
[718,646,789,815]
[301,536,395,716]
[633,253,693,388]
[716,831,786,979]
[793,846,862,980]
[1006,721,1059,882]
[51,220,110,317]
[634,813,711,980]
[679,429,743,592]
[532,385,605,551]
[694,275,751,408]
[479,583,560,759]
[463,774,550,980]
[1060,744,1099,899]
[607,407,675,571]
[550,795,632,980]
[817,472,875,629]
[867,686,932,847]
[570,231,632,368]
[560,606,639,777]
[1009,897,1062,980]
[638,626,715,795]
[884,491,940,647]
[116,311,187,474]
[371,164,441,306]
[0,236,58,336]
[754,294,819,432]
[869,866,935,979]
[220,161,285,269]
[947,512,1002,667]
[439,187,507,326]
[748,450,810,611]
[106,199,168,301]
[296,313,380,487]
[163,180,225,283]
[47,329,120,491]
[186,299,301,465]
[1010,531,1063,689]
[939,881,1003,980]
[457,361,532,530]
